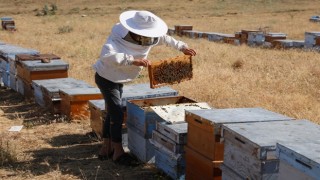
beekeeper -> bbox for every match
[93,10,196,166]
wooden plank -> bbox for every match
[148,55,192,89]
[278,159,315,180]
[16,53,60,61]
[220,163,247,180]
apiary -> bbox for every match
[59,87,103,120]
[174,25,193,36]
[89,83,178,138]
[1,17,15,30]
[182,30,204,39]
[223,35,240,46]
[292,40,305,48]
[305,31,320,48]
[185,145,222,180]
[16,58,69,83]
[265,32,287,43]
[185,108,294,161]
[126,96,211,138]
[148,55,192,89]
[276,142,320,179]
[153,139,186,180]
[32,78,94,113]
[221,119,320,179]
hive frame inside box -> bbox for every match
[32,78,94,114]
[59,88,103,120]
[148,55,192,89]
[126,96,211,139]
[185,108,294,162]
[276,141,320,179]
[221,119,319,179]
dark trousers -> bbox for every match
[95,73,123,143]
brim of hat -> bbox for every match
[120,10,168,37]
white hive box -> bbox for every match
[156,122,188,145]
[222,119,320,180]
[276,141,320,180]
[32,78,94,113]
[305,31,320,48]
[247,32,265,46]
[0,44,39,74]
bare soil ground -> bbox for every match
[0,87,169,180]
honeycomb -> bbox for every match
[148,55,193,89]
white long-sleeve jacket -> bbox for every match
[93,23,188,83]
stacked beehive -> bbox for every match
[126,96,211,163]
[1,17,15,31]
[88,83,179,139]
[221,119,320,179]
[16,54,69,97]
[0,44,39,91]
[152,122,188,179]
[305,31,320,48]
[184,108,294,180]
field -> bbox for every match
[1,0,320,179]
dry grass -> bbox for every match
[1,0,320,179]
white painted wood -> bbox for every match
[156,122,188,144]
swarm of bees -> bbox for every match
[148,55,193,88]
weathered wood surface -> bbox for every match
[185,108,293,160]
[152,130,184,154]
[222,119,320,179]
[156,122,188,144]
[276,141,320,180]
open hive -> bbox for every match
[148,55,193,89]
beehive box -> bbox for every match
[59,87,103,120]
[185,108,294,161]
[156,122,188,145]
[206,32,231,42]
[89,83,178,137]
[16,59,69,83]
[271,39,294,49]
[32,78,94,113]
[304,31,320,48]
[265,32,287,42]
[240,30,262,44]
[16,76,33,97]
[247,32,265,46]
[126,96,211,138]
[153,140,186,180]
[152,130,184,154]
[221,119,320,179]
[148,55,192,89]
[9,72,17,91]
[223,35,240,46]
[292,40,305,48]
[0,44,39,74]
[276,141,320,180]
[127,123,155,163]
[174,25,193,36]
[185,145,222,180]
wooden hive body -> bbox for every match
[276,141,320,180]
[185,108,293,161]
[32,78,93,113]
[222,119,320,179]
[59,87,103,120]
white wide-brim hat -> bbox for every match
[120,10,168,38]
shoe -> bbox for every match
[98,149,114,161]
[113,153,140,167]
